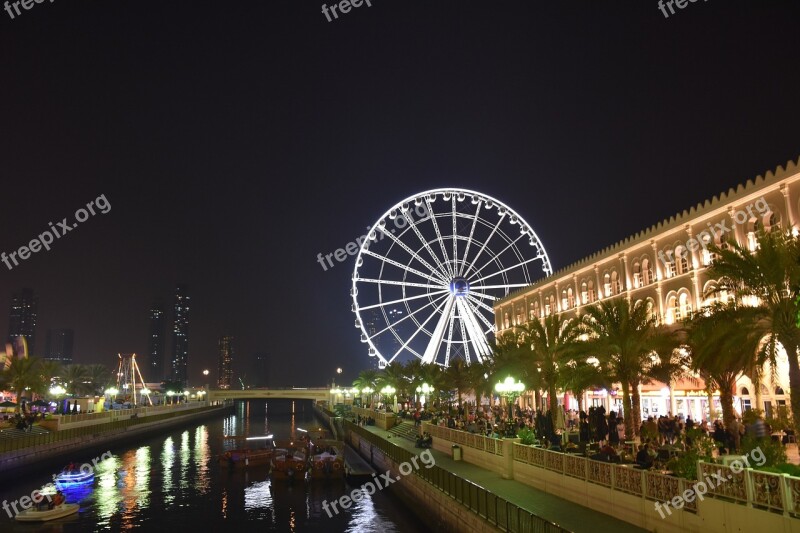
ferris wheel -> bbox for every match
[351,188,552,368]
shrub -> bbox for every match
[740,435,786,468]
[517,427,536,445]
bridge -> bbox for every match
[206,388,330,402]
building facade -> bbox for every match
[148,304,165,381]
[217,336,234,389]
[44,329,74,364]
[8,288,37,357]
[171,285,190,386]
[495,158,800,421]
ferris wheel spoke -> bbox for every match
[470,255,545,285]
[469,232,526,280]
[368,292,450,340]
[394,297,451,362]
[356,278,438,290]
[471,283,533,291]
[461,212,507,279]
[458,200,482,277]
[424,198,455,278]
[451,196,459,277]
[465,294,495,318]
[457,298,492,361]
[376,226,450,284]
[361,249,448,287]
[465,290,497,302]
[402,210,453,280]
[464,297,495,332]
[358,289,449,312]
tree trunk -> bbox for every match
[534,389,542,411]
[706,389,716,421]
[630,380,642,437]
[754,376,762,413]
[621,381,634,439]
[784,343,800,439]
[548,385,558,415]
[720,380,736,429]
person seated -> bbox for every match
[49,491,65,509]
[636,444,654,469]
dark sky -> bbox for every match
[1,1,798,388]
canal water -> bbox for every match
[0,400,431,532]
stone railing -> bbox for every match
[351,407,397,430]
[422,423,504,455]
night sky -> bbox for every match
[1,1,798,388]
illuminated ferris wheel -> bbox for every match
[351,188,552,368]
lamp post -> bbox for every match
[415,382,433,409]
[183,390,190,404]
[380,385,396,411]
[495,376,525,422]
[105,387,119,404]
[361,386,373,408]
[166,390,175,405]
[50,385,66,414]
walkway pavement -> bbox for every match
[361,423,650,533]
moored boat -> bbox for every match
[219,448,274,468]
[15,503,79,522]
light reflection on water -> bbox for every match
[0,402,431,532]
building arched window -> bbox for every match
[604,273,612,297]
[776,386,785,395]
[642,258,652,285]
[633,262,642,288]
[587,280,595,302]
[645,298,658,325]
[504,313,510,329]
[611,271,621,294]
[561,290,569,311]
[666,295,679,324]
[529,303,536,320]
[679,292,692,320]
[581,282,588,304]
[766,212,780,232]
[567,287,575,308]
[747,220,760,251]
[663,250,676,278]
[675,246,689,275]
[741,387,750,396]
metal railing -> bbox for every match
[346,421,570,533]
[0,403,226,454]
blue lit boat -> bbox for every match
[54,469,94,488]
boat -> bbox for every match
[219,448,274,468]
[270,438,311,481]
[54,468,94,488]
[15,503,79,522]
[219,435,276,468]
[309,440,345,480]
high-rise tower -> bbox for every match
[171,285,190,386]
[8,288,37,356]
[217,336,234,390]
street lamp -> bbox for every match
[183,390,190,403]
[416,382,434,408]
[380,385,396,411]
[166,390,175,405]
[50,385,66,413]
[495,376,525,422]
[361,386,373,407]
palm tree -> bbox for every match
[706,229,800,435]
[62,364,90,396]
[680,303,765,427]
[444,359,471,408]
[85,364,112,395]
[6,357,44,404]
[353,369,379,406]
[581,298,666,439]
[560,360,609,413]
[513,315,583,414]
[38,360,63,388]
[466,360,494,409]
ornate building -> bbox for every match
[495,157,800,421]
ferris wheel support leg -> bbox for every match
[422,296,455,365]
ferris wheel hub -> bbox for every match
[449,277,470,297]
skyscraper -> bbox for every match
[148,304,165,381]
[8,288,37,356]
[217,336,234,389]
[44,329,74,364]
[171,285,190,386]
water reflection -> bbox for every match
[194,425,210,493]
[95,455,122,526]
[179,431,190,489]
[162,436,175,505]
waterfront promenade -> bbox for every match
[357,422,649,533]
